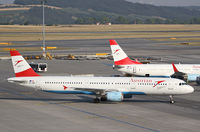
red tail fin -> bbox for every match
[109,40,142,65]
[10,50,40,77]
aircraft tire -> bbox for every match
[93,98,100,103]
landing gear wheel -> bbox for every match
[101,96,107,101]
[93,98,100,103]
[169,95,175,104]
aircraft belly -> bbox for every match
[137,86,171,95]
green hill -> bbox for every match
[1,0,200,24]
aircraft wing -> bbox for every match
[171,63,185,74]
[171,63,186,79]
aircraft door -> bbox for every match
[130,83,136,91]
[132,67,136,73]
[168,83,174,91]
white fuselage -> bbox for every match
[117,64,200,77]
[8,76,194,95]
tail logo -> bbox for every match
[153,80,165,87]
[15,60,23,66]
[114,49,120,54]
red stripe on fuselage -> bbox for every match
[15,68,40,77]
[10,50,21,56]
[63,85,68,90]
[153,80,165,87]
[114,57,142,65]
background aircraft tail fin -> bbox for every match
[10,50,40,77]
[109,40,142,65]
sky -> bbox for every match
[126,0,200,6]
[1,0,200,6]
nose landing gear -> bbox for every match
[169,95,175,104]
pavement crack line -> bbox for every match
[50,102,160,132]
[0,87,159,132]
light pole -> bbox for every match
[41,0,47,58]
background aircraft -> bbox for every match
[109,40,200,84]
[8,50,194,103]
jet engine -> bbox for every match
[106,91,123,102]
[187,74,200,82]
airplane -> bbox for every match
[7,50,194,104]
[109,40,200,83]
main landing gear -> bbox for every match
[93,93,101,103]
[93,94,107,103]
[169,95,175,104]
[93,97,101,103]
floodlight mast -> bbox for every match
[41,0,46,58]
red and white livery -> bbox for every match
[110,40,141,65]
[8,50,194,103]
[10,50,39,77]
[109,40,200,83]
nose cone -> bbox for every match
[186,85,194,94]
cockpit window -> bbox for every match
[179,83,187,86]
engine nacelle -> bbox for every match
[106,92,123,102]
[187,74,200,82]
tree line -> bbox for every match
[74,16,200,24]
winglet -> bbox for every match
[10,50,40,77]
[172,63,179,72]
[109,40,142,65]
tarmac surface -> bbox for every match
[2,38,200,64]
[0,38,200,132]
